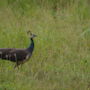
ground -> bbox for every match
[0,0,90,90]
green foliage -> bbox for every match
[0,0,90,90]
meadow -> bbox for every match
[0,0,90,90]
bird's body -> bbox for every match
[0,32,36,68]
[0,48,31,62]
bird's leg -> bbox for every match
[14,64,17,69]
[14,53,20,69]
[14,63,19,69]
[20,61,24,69]
[0,52,2,59]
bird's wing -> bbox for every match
[0,48,13,53]
[9,49,31,62]
[0,48,14,59]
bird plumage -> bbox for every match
[0,32,36,68]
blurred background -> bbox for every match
[0,0,90,90]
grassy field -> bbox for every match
[0,0,90,90]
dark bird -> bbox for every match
[0,31,37,68]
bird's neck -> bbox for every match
[27,38,34,53]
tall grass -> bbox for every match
[0,0,90,90]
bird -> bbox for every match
[0,31,37,68]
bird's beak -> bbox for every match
[34,34,37,37]
[32,34,37,38]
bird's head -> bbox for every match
[27,30,37,38]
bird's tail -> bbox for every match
[0,53,9,60]
[0,48,11,60]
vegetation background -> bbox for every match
[0,0,90,90]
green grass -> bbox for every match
[0,0,90,90]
